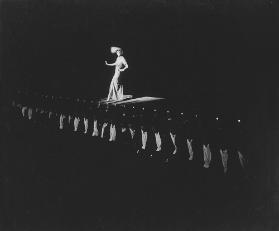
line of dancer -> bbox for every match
[13,97,246,174]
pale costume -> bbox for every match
[121,127,127,133]
[203,144,212,168]
[220,149,229,173]
[237,150,245,168]
[59,114,66,130]
[84,118,89,134]
[109,123,117,142]
[22,106,27,117]
[187,139,194,160]
[141,129,148,150]
[74,117,80,132]
[154,131,162,152]
[107,47,128,101]
[129,127,136,140]
[101,122,108,138]
[68,115,72,124]
[170,132,178,155]
[27,108,33,120]
[92,119,99,137]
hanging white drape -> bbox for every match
[141,129,148,150]
[83,118,89,134]
[203,144,212,168]
[237,150,245,168]
[92,119,99,137]
[74,117,80,132]
[170,132,177,155]
[101,122,108,138]
[109,124,117,142]
[187,139,194,160]
[155,131,162,152]
[220,149,229,173]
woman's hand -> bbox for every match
[105,61,108,65]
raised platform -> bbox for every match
[99,95,133,104]
[113,96,165,105]
[99,95,165,106]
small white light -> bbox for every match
[216,117,219,120]
[238,119,241,123]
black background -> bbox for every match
[2,0,279,114]
[2,1,279,230]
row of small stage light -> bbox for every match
[14,91,244,127]
[13,96,246,174]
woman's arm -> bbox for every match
[105,61,116,66]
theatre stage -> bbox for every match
[98,95,166,106]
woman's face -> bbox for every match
[116,50,121,56]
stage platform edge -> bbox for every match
[98,95,165,106]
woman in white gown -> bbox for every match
[105,47,128,101]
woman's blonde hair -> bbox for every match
[110,46,123,55]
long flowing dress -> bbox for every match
[107,56,127,101]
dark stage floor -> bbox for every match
[2,115,278,231]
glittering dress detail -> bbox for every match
[107,56,127,101]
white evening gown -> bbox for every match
[107,56,126,101]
